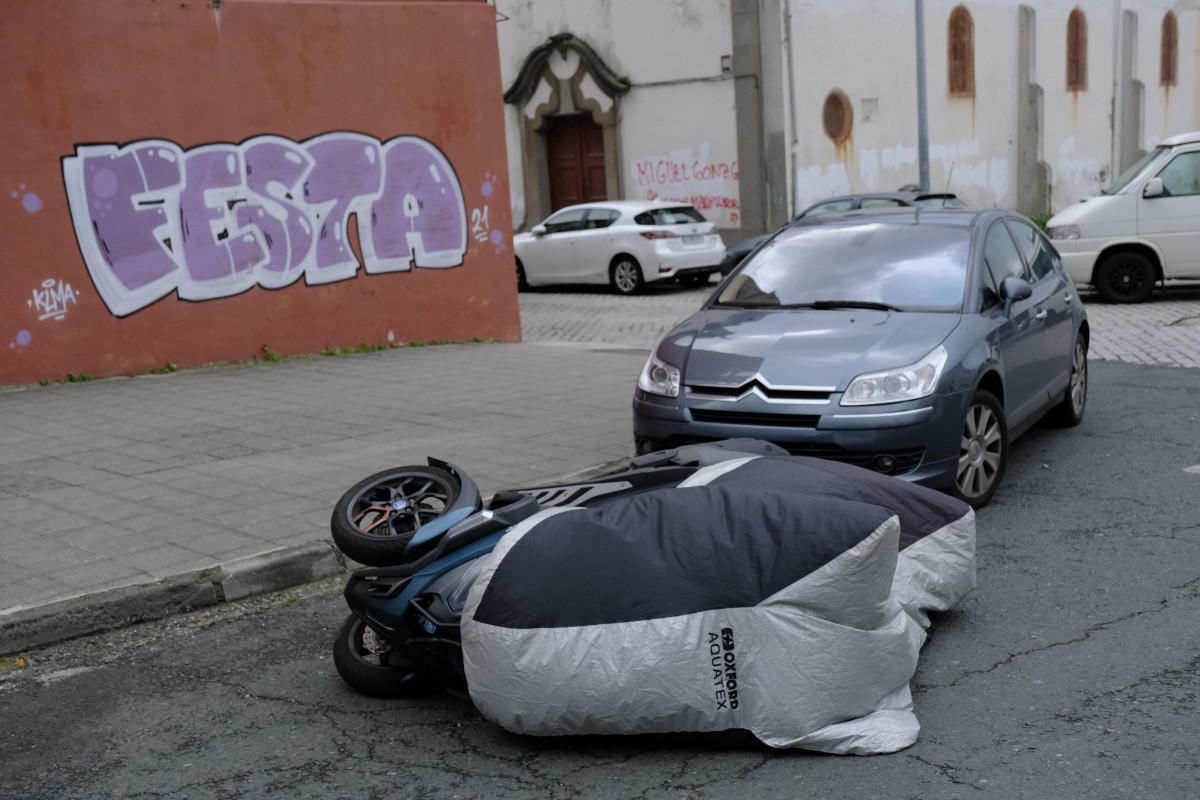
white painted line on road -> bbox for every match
[1184,465,1200,474]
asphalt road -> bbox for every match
[2,360,1197,800]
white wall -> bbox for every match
[495,0,741,228]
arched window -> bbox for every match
[1066,8,1087,91]
[948,5,975,97]
[1161,11,1178,87]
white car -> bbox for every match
[1046,130,1200,303]
[514,201,726,294]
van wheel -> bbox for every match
[1095,252,1155,303]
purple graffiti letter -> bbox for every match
[177,145,267,300]
[364,136,467,271]
[302,133,382,283]
[237,136,316,289]
[62,142,186,316]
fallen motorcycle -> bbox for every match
[331,439,791,698]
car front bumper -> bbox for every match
[632,386,970,490]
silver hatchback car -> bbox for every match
[632,208,1089,508]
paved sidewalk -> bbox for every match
[0,342,650,652]
[3,281,1199,654]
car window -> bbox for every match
[798,199,854,218]
[542,208,588,234]
[713,221,969,311]
[1155,151,1200,197]
[858,198,906,209]
[634,206,706,225]
[1006,219,1057,282]
[583,208,621,229]
[983,221,1026,287]
[978,260,1002,310]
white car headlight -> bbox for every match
[1047,225,1081,240]
[638,352,680,398]
[841,346,948,406]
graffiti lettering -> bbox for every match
[29,279,79,321]
[62,133,467,316]
[471,206,491,243]
[630,145,741,228]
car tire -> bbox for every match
[1051,334,1088,426]
[516,259,528,292]
[1095,251,1156,303]
[610,256,644,295]
[952,389,1008,509]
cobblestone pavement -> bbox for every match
[519,278,1200,368]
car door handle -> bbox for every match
[1034,308,1048,320]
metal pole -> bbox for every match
[915,0,930,191]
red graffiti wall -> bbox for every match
[0,0,517,386]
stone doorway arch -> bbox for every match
[504,34,630,229]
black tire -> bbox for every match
[610,255,644,295]
[678,273,711,288]
[1095,251,1156,303]
[1051,334,1088,426]
[952,390,1008,509]
[333,616,435,698]
[516,259,528,291]
[331,465,459,566]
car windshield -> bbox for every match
[713,221,970,311]
[634,206,706,225]
[1103,146,1171,195]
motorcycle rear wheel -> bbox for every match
[333,615,435,698]
[331,465,460,566]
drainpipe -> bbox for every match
[1111,0,1123,180]
[916,0,930,191]
[784,0,798,218]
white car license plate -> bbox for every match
[682,235,703,245]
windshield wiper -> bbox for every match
[809,300,902,312]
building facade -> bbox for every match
[496,0,1199,238]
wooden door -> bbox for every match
[547,115,606,211]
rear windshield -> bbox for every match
[634,206,706,225]
[714,222,970,311]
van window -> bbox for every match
[1104,146,1170,195]
[1156,152,1200,197]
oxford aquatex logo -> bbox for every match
[707,626,740,710]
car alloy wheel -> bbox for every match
[610,257,644,295]
[954,390,1007,508]
[1052,335,1088,426]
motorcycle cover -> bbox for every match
[460,455,974,754]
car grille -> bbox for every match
[689,409,820,428]
[662,434,924,476]
[686,380,832,402]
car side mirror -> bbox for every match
[532,224,548,236]
[1143,178,1164,198]
[1000,276,1033,314]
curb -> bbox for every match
[0,541,346,656]
[0,458,635,657]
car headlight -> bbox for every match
[1046,225,1081,240]
[638,352,680,398]
[841,346,948,406]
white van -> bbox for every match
[1046,130,1200,303]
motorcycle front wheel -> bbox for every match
[333,615,436,698]
[331,465,460,566]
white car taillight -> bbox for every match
[639,231,679,240]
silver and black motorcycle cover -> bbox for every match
[460,456,974,754]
